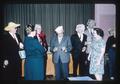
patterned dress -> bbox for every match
[89,38,105,75]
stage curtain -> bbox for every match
[3,4,94,45]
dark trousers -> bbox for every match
[108,48,116,78]
[54,58,69,80]
[72,52,88,76]
[72,55,79,76]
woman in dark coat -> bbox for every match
[1,22,23,80]
[24,24,45,80]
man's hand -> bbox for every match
[53,47,58,52]
[19,42,24,49]
[82,47,86,52]
[62,47,67,52]
[3,60,9,68]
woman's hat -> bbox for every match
[25,24,34,35]
[4,22,20,31]
[55,26,64,34]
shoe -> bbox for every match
[110,77,114,80]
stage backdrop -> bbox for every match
[3,4,94,45]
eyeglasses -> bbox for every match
[15,26,20,29]
[15,27,18,29]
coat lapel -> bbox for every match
[55,36,59,45]
[76,34,82,43]
[59,35,65,45]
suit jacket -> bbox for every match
[105,35,115,53]
[50,34,72,63]
[71,33,87,57]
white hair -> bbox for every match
[76,24,85,31]
[34,24,41,30]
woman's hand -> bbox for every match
[87,51,91,61]
[88,56,90,61]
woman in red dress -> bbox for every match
[35,24,48,80]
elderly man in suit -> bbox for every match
[50,26,72,80]
[71,24,87,76]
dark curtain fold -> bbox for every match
[3,4,94,46]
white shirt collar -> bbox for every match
[9,32,19,44]
[77,33,83,42]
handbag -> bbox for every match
[19,50,26,59]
